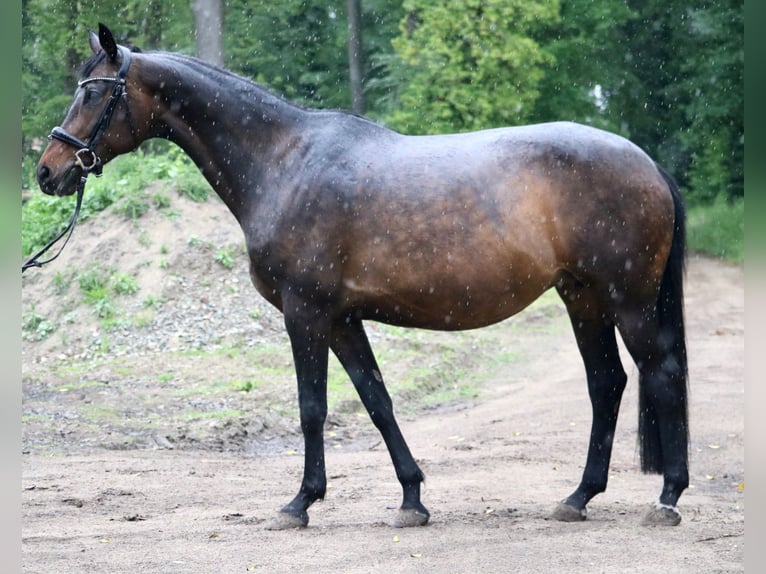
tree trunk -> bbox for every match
[346,0,364,115]
[193,0,224,66]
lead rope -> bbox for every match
[21,177,86,273]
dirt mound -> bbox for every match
[22,187,285,366]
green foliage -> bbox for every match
[73,266,140,320]
[160,146,211,202]
[22,147,208,257]
[387,0,559,134]
[687,197,744,263]
[115,192,152,220]
[77,266,110,294]
[51,271,72,294]
[22,304,58,341]
[152,192,171,209]
[686,132,734,206]
[111,273,139,295]
[22,0,196,161]
[214,246,236,270]
[142,294,162,309]
[678,1,743,202]
[22,0,743,251]
[224,1,349,109]
[76,265,116,318]
[529,0,633,129]
[232,380,257,393]
[595,0,742,202]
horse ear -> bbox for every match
[97,23,119,62]
[88,29,101,55]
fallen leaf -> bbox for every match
[286,449,298,455]
[708,444,721,449]
[392,535,400,543]
[706,475,715,480]
[209,532,220,539]
[410,553,422,558]
[738,482,745,491]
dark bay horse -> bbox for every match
[36,24,689,529]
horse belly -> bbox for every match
[343,245,559,330]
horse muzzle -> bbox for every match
[37,161,82,197]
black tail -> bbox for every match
[638,164,689,473]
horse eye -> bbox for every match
[82,88,100,105]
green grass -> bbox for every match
[214,245,236,269]
[687,197,744,263]
[22,146,209,257]
[22,304,58,341]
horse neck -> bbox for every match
[137,53,306,220]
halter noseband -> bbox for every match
[48,45,133,176]
[21,46,133,273]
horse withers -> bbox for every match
[35,23,689,529]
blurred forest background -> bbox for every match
[21,0,743,258]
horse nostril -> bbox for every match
[37,164,50,184]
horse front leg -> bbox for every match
[331,319,429,527]
[264,301,331,530]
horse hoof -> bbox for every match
[390,508,430,528]
[640,502,682,526]
[551,501,587,522]
[263,510,309,530]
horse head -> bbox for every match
[36,23,145,196]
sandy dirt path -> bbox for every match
[22,256,744,573]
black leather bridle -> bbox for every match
[22,46,133,273]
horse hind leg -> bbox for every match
[330,318,429,527]
[553,280,628,522]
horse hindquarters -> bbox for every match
[553,164,688,525]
